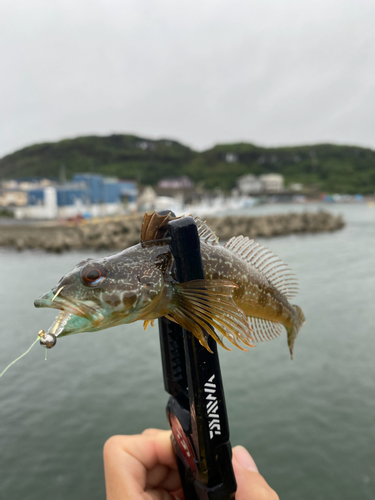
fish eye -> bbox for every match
[86,269,101,281]
[81,264,107,287]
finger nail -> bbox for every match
[233,445,259,472]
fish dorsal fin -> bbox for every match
[142,212,219,244]
[248,317,284,343]
[141,211,180,241]
[193,216,220,245]
[224,236,299,299]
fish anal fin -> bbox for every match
[170,279,255,351]
[249,317,284,343]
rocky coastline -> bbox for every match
[0,210,345,253]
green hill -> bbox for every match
[0,135,196,186]
[1,134,374,194]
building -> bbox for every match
[13,174,138,219]
[156,176,194,204]
[118,180,138,204]
[73,174,137,205]
[2,178,55,190]
[0,189,27,207]
[289,183,303,192]
[236,173,285,195]
[259,174,284,192]
[236,175,263,195]
[16,184,87,219]
[157,176,193,190]
[137,186,157,212]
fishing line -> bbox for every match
[0,336,40,378]
[51,286,64,302]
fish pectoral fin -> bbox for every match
[164,314,178,324]
[170,279,255,351]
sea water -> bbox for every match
[0,203,374,500]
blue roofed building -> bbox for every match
[16,174,138,219]
[27,189,45,206]
[118,181,137,203]
[56,185,90,206]
[73,174,137,205]
[28,184,89,206]
[73,174,104,203]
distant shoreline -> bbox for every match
[2,134,375,194]
[0,211,345,252]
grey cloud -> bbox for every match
[1,0,375,157]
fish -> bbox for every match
[34,212,305,358]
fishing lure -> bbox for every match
[0,312,71,377]
[35,212,305,357]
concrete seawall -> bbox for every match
[0,210,345,252]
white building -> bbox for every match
[289,183,303,192]
[0,189,27,207]
[137,186,157,212]
[259,174,284,192]
[237,174,263,195]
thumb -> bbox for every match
[232,446,279,500]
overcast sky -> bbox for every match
[1,0,375,157]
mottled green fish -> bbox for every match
[35,212,305,357]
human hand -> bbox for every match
[103,428,279,499]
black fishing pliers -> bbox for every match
[158,213,237,500]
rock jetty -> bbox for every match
[0,210,345,253]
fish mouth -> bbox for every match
[34,290,105,333]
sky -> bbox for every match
[1,0,375,158]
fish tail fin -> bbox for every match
[287,305,305,360]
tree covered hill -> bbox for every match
[187,142,375,193]
[0,135,196,186]
[1,134,375,194]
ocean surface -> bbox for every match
[0,203,374,500]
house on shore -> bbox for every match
[237,173,284,195]
[156,176,194,204]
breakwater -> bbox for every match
[0,210,345,252]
